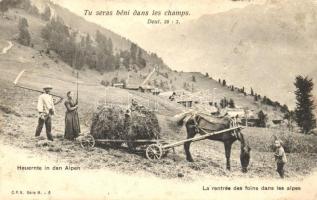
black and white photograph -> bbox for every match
[0,0,316,199]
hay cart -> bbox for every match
[79,126,243,161]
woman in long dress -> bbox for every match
[64,91,81,140]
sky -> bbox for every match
[48,0,266,41]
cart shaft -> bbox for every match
[94,139,165,143]
[162,126,244,149]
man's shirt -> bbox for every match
[37,93,55,115]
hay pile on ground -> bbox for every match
[90,102,161,141]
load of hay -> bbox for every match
[90,101,161,143]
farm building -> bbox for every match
[152,88,160,95]
[139,85,154,93]
[177,100,193,108]
[226,108,245,118]
[113,83,124,88]
[125,84,139,91]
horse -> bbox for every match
[175,111,251,173]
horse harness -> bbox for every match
[191,113,241,140]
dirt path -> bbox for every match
[0,41,13,55]
[0,142,316,200]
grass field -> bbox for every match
[243,128,317,154]
[0,74,316,181]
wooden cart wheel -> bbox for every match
[80,135,95,149]
[146,144,163,161]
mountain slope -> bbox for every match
[29,0,171,72]
[0,2,287,123]
[30,0,130,50]
[49,2,130,51]
[135,0,317,107]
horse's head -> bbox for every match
[240,144,251,173]
[237,131,251,173]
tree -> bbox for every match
[18,17,31,46]
[107,38,113,55]
[0,0,21,14]
[274,101,281,108]
[111,77,119,85]
[28,5,39,16]
[284,111,295,132]
[19,0,31,10]
[0,1,9,13]
[85,34,92,49]
[257,110,267,127]
[222,79,226,86]
[120,50,130,69]
[130,42,138,63]
[205,72,209,77]
[220,97,228,108]
[41,17,73,66]
[251,88,254,96]
[120,78,127,88]
[262,96,267,104]
[266,98,273,106]
[101,80,110,87]
[105,55,115,71]
[294,75,316,134]
[42,6,51,21]
[280,104,289,113]
[228,99,235,108]
[18,17,28,29]
[192,75,196,82]
[137,49,146,68]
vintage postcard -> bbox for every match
[0,0,317,199]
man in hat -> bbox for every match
[35,85,57,141]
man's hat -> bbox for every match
[43,84,53,90]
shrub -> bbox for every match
[101,80,110,86]
[243,128,317,154]
[257,110,267,127]
[268,132,317,153]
